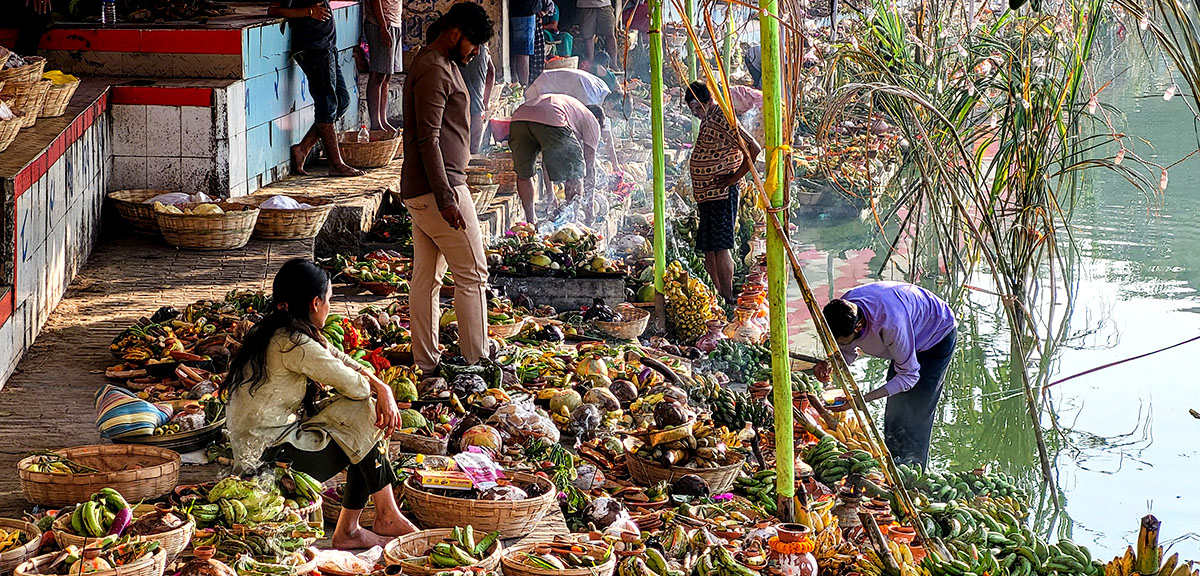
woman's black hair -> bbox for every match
[822,299,859,339]
[441,1,494,46]
[224,258,331,396]
[684,80,711,104]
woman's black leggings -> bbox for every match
[264,441,395,510]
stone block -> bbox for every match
[47,157,67,227]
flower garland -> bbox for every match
[768,536,815,555]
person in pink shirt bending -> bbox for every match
[813,281,957,467]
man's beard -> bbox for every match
[453,38,474,65]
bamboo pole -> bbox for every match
[1135,515,1161,576]
[649,0,667,327]
[722,8,734,72]
[760,0,793,523]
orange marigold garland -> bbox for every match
[768,536,816,555]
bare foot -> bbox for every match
[291,144,309,175]
[329,163,364,177]
[372,514,419,537]
[331,526,392,550]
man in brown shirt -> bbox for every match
[401,2,495,373]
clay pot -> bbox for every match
[181,546,236,576]
[889,525,917,544]
[776,523,813,544]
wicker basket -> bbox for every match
[155,203,259,250]
[500,543,615,576]
[0,116,22,154]
[53,509,194,563]
[370,129,403,159]
[227,195,335,240]
[391,432,448,456]
[17,445,181,507]
[39,78,80,118]
[488,318,524,340]
[292,495,324,525]
[0,519,40,575]
[469,184,499,214]
[401,472,556,538]
[625,451,744,494]
[16,548,164,576]
[0,57,46,85]
[2,80,51,128]
[107,189,180,235]
[321,476,377,527]
[545,56,579,70]
[339,132,400,169]
[593,306,650,340]
[112,418,225,454]
[383,528,503,576]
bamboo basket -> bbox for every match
[370,129,403,159]
[107,189,178,235]
[226,195,334,240]
[339,131,399,169]
[0,115,22,154]
[383,528,503,576]
[0,519,40,575]
[320,476,376,527]
[39,78,80,118]
[0,57,46,85]
[2,80,51,128]
[112,418,225,454]
[625,451,744,494]
[500,543,615,576]
[155,203,259,250]
[469,184,499,215]
[15,548,165,576]
[400,472,556,538]
[52,509,194,563]
[390,432,448,456]
[545,56,579,70]
[292,495,324,526]
[17,445,181,507]
[592,306,649,340]
[488,318,524,339]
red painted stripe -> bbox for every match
[0,289,11,328]
[0,30,18,50]
[38,28,241,55]
[111,86,213,107]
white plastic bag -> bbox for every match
[260,195,314,210]
[144,192,213,205]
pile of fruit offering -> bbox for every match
[413,526,501,570]
[488,223,626,277]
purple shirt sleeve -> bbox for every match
[838,345,859,365]
[880,322,920,395]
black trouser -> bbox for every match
[883,330,956,468]
[264,441,395,510]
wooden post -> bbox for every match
[860,512,900,574]
[1135,515,1161,576]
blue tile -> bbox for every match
[245,123,273,181]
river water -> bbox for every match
[782,58,1200,556]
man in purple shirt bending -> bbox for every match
[813,281,957,467]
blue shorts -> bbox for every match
[510,16,536,55]
[294,47,351,124]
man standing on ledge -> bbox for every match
[269,0,363,177]
[401,2,495,374]
[813,281,957,467]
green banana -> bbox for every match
[95,488,130,513]
[82,501,104,537]
[70,504,85,535]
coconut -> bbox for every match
[459,424,503,453]
[673,474,711,498]
[583,387,621,412]
[549,389,583,415]
[609,379,639,404]
[583,497,628,529]
[654,398,690,428]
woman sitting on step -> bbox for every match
[225,258,417,549]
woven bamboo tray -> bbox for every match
[0,519,40,575]
[383,528,503,576]
[2,80,51,128]
[16,444,181,507]
[500,543,615,576]
[593,306,649,340]
[0,57,46,84]
[107,189,177,235]
[339,132,399,169]
[390,432,448,455]
[0,116,21,154]
[625,451,744,494]
[227,195,334,240]
[39,79,79,118]
[52,508,194,563]
[401,472,556,538]
[155,203,259,250]
[15,547,165,576]
[488,318,524,339]
[369,129,403,159]
[111,418,225,454]
[469,184,499,215]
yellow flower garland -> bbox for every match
[767,536,815,555]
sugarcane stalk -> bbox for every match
[649,0,667,332]
[1135,515,1161,576]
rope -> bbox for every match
[1044,334,1200,390]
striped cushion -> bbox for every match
[95,384,169,439]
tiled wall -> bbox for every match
[0,111,110,382]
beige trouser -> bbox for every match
[403,186,489,372]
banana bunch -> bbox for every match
[192,523,315,562]
[204,477,287,527]
[802,436,879,485]
[1106,547,1200,576]
[274,466,323,510]
[694,545,758,576]
[898,464,1026,503]
[430,526,501,568]
[827,414,874,451]
[664,261,715,345]
[635,422,734,468]
[734,469,779,515]
[69,488,132,538]
[795,496,836,533]
[859,542,921,576]
[918,498,1025,544]
[0,527,27,553]
[25,453,99,474]
[813,515,860,576]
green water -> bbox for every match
[785,64,1200,556]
